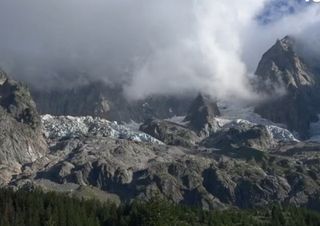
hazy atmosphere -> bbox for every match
[0,0,319,100]
[3,1,320,220]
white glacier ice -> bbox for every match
[41,115,163,145]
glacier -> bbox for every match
[41,114,163,145]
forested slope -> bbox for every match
[0,189,320,226]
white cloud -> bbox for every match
[243,3,320,72]
[0,0,319,102]
[125,0,267,101]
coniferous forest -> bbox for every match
[0,189,320,226]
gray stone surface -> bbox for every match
[0,69,47,184]
[254,36,320,138]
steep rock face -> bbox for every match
[0,70,47,183]
[31,81,192,123]
[254,36,320,138]
[255,36,316,91]
[184,94,221,135]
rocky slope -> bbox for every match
[254,36,320,138]
[9,120,320,210]
[140,118,200,147]
[0,69,47,184]
[3,73,315,209]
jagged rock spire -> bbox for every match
[255,36,315,93]
[184,93,220,135]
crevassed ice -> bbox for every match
[41,114,163,145]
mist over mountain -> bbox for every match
[2,1,320,218]
[0,0,319,102]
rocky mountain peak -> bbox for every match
[255,36,315,92]
[184,94,220,135]
[275,35,295,52]
[254,36,320,138]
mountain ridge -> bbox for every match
[1,35,320,209]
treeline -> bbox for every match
[0,188,320,226]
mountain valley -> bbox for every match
[1,36,320,211]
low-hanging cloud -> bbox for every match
[0,0,319,101]
[125,0,266,101]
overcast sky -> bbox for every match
[0,0,319,101]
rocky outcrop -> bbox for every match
[202,119,298,152]
[139,118,199,147]
[254,36,320,138]
[202,124,275,152]
[0,74,41,129]
[0,69,47,184]
[184,94,220,136]
[139,94,221,146]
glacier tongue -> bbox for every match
[215,101,299,142]
[265,125,299,142]
[217,101,282,126]
[41,114,163,144]
[41,99,300,146]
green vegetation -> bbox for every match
[0,188,320,226]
